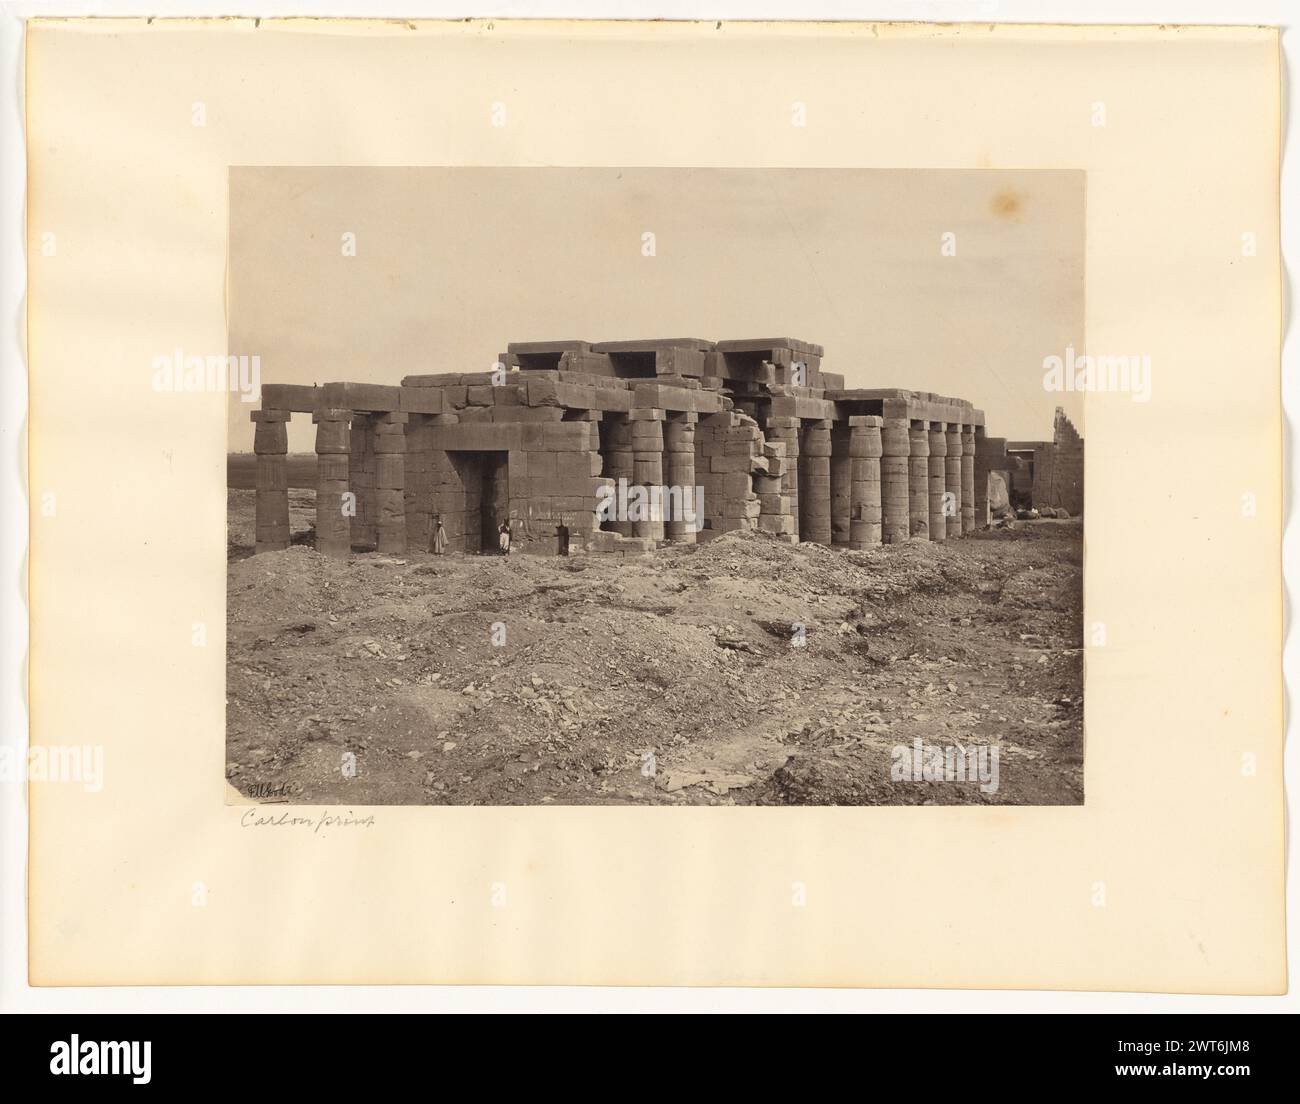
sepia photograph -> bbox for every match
[224,167,1086,806]
[11,8,1288,1026]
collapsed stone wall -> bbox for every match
[1031,408,1085,516]
[696,412,765,535]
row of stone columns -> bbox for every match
[767,412,990,549]
[253,406,414,558]
[601,409,699,544]
[250,404,998,558]
[255,405,707,558]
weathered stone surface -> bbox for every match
[250,336,1033,559]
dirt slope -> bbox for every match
[227,490,1083,806]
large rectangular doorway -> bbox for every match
[448,450,509,554]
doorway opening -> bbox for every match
[448,450,510,554]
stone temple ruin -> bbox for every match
[1006,409,1085,516]
[249,338,1081,557]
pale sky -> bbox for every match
[228,167,1084,451]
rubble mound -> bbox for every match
[227,490,1084,806]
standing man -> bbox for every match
[498,520,512,556]
[430,514,447,555]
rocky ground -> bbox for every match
[227,489,1084,806]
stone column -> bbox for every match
[314,408,352,557]
[960,424,976,535]
[880,412,910,544]
[945,424,963,537]
[252,409,290,553]
[764,416,800,537]
[663,412,698,543]
[373,411,408,553]
[798,419,832,545]
[928,423,947,542]
[349,414,377,548]
[630,409,665,541]
[974,429,1007,529]
[848,415,882,549]
[403,414,434,552]
[907,421,930,541]
[829,424,853,546]
[602,415,635,536]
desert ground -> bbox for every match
[226,464,1084,806]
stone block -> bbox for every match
[399,387,445,415]
[374,455,405,489]
[321,382,401,412]
[253,422,288,453]
[314,420,351,455]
